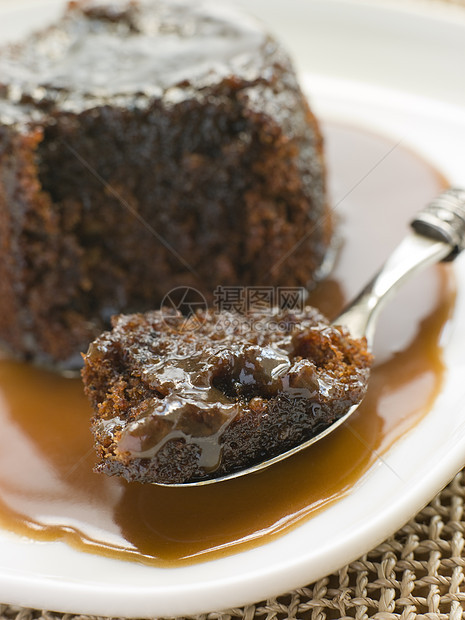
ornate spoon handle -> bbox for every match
[334,188,465,345]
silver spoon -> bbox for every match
[163,188,465,487]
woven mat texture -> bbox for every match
[2,0,465,618]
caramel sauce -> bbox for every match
[0,123,455,566]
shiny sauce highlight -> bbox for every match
[0,123,455,566]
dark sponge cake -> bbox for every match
[0,0,330,369]
[82,308,372,484]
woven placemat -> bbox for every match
[0,470,464,620]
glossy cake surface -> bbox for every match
[83,307,372,484]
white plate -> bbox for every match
[1,0,465,616]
